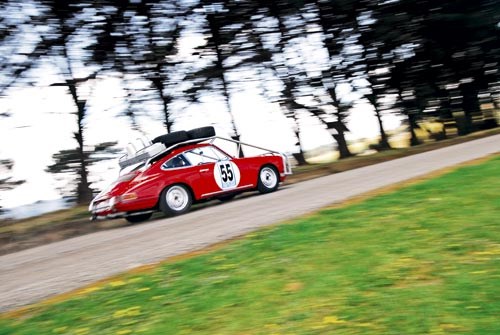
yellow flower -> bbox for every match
[80,286,101,295]
[136,287,151,292]
[215,263,238,270]
[470,270,488,274]
[284,282,303,292]
[472,248,500,256]
[110,280,126,287]
[150,295,165,301]
[264,324,279,329]
[358,322,375,328]
[128,277,143,283]
[52,326,68,333]
[211,255,226,262]
[323,316,347,324]
[113,306,141,318]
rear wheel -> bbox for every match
[257,165,279,194]
[160,184,192,216]
[125,213,152,223]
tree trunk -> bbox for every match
[438,94,453,140]
[292,130,308,165]
[207,14,243,158]
[266,3,308,164]
[151,77,172,133]
[369,97,391,150]
[144,8,176,134]
[293,152,308,165]
[327,88,352,159]
[281,81,308,165]
[67,83,93,204]
[62,40,93,204]
[333,131,351,158]
[461,82,480,134]
[407,113,420,146]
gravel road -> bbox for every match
[0,135,498,312]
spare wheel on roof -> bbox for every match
[151,130,189,146]
[187,126,216,139]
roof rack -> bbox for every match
[119,134,292,175]
[118,142,165,169]
[143,136,292,175]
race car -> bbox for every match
[89,126,292,223]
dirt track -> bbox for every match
[0,135,498,312]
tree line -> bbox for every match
[1,0,499,205]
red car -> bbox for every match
[89,127,292,223]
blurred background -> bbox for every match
[1,0,499,219]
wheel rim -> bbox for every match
[260,167,277,189]
[166,186,189,211]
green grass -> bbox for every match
[1,156,499,335]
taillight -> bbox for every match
[120,193,138,202]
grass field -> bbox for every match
[1,155,499,335]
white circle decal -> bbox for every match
[214,161,240,190]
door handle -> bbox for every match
[199,168,209,172]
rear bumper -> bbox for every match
[89,197,120,220]
[91,211,127,221]
[90,210,154,221]
[90,194,158,220]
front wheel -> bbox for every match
[257,165,279,194]
[160,184,193,216]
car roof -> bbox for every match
[167,142,211,156]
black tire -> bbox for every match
[159,184,193,216]
[187,126,216,139]
[125,212,152,223]
[152,131,189,146]
[218,193,237,202]
[257,165,279,194]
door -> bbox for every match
[184,146,243,198]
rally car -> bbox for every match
[89,126,292,223]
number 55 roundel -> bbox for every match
[214,161,241,190]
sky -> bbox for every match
[0,22,404,210]
[0,75,402,209]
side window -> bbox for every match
[161,154,191,170]
[205,146,230,161]
[184,147,220,165]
